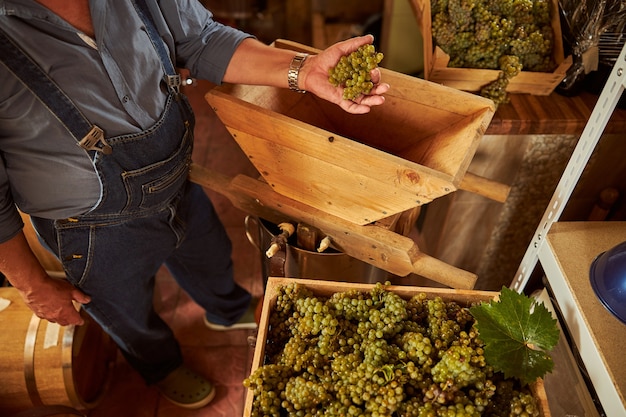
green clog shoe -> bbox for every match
[156,365,215,409]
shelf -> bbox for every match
[540,222,626,417]
[486,91,626,136]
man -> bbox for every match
[0,0,389,409]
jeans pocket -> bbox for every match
[55,222,95,288]
[121,127,192,212]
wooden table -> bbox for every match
[487,91,626,135]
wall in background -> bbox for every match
[381,0,424,76]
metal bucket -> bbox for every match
[245,216,389,284]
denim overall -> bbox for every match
[0,0,251,383]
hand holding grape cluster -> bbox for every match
[328,44,385,101]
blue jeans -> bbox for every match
[33,182,251,384]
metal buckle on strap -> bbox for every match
[166,74,181,94]
[78,125,112,154]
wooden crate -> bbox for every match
[245,277,551,417]
[409,0,572,95]
[206,40,495,225]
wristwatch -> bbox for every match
[288,53,309,93]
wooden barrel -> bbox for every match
[0,287,117,415]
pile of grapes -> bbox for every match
[431,0,556,105]
[329,44,384,101]
[244,282,541,417]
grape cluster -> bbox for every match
[431,0,556,104]
[328,44,384,101]
[484,379,540,417]
[480,55,523,105]
[243,282,541,417]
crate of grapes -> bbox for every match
[409,0,572,96]
[205,40,495,226]
[244,277,551,417]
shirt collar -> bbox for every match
[1,0,51,18]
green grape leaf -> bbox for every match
[469,287,560,385]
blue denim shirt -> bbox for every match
[0,0,251,242]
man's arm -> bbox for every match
[0,231,90,325]
[222,35,390,115]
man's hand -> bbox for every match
[20,275,91,326]
[1,230,91,326]
[300,35,390,115]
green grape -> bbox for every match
[244,363,293,417]
[399,331,434,367]
[447,0,476,32]
[431,345,488,389]
[480,55,522,107]
[480,72,509,106]
[510,390,539,417]
[483,377,540,417]
[426,297,462,352]
[284,375,329,410]
[432,0,450,14]
[432,12,457,49]
[430,0,557,103]
[329,44,384,100]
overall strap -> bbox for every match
[131,0,182,93]
[0,2,181,155]
[0,28,111,154]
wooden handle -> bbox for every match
[411,253,477,290]
[459,172,511,203]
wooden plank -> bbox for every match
[408,0,433,79]
[429,50,573,95]
[207,90,460,224]
[188,163,478,289]
[397,106,492,181]
[484,91,626,136]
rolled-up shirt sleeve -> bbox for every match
[157,0,254,84]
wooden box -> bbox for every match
[206,40,495,225]
[245,277,551,416]
[409,0,572,95]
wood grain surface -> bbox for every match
[486,91,626,135]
